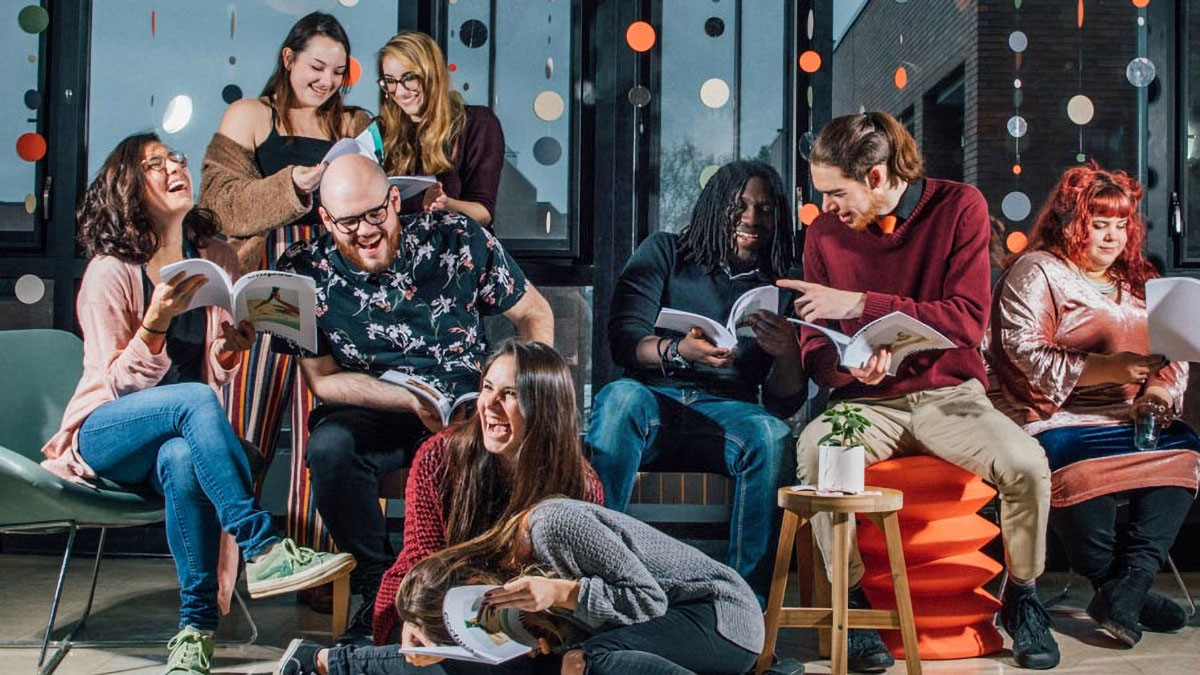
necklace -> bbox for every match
[1076,266,1118,295]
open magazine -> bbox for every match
[654,285,780,349]
[321,127,439,200]
[1147,277,1200,362]
[398,585,540,665]
[379,371,479,426]
[789,311,955,375]
[159,258,317,352]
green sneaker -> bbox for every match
[246,538,356,599]
[165,625,213,675]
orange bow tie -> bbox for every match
[874,214,898,234]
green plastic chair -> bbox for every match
[0,329,256,674]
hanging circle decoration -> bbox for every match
[699,78,730,108]
[1006,115,1028,138]
[222,84,243,104]
[1013,78,1022,89]
[1066,94,1094,125]
[16,132,46,162]
[338,0,359,6]
[798,131,815,161]
[346,57,362,87]
[698,164,720,188]
[799,50,822,73]
[18,5,49,34]
[1006,231,1028,253]
[23,89,40,110]
[1126,57,1156,87]
[460,20,489,49]
[532,136,562,166]
[1132,0,1150,7]
[1077,152,1087,163]
[894,66,908,90]
[14,274,45,305]
[533,91,565,121]
[162,95,194,134]
[545,57,553,79]
[627,85,651,108]
[1012,164,1022,175]
[799,203,821,226]
[24,193,36,214]
[626,21,656,52]
[704,17,725,38]
[1008,31,1028,53]
[1001,191,1032,221]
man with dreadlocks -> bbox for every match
[780,111,1058,672]
[586,160,807,603]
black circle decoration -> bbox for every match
[23,89,41,110]
[460,20,488,49]
[628,85,651,108]
[462,82,470,91]
[798,131,815,161]
[229,55,237,65]
[222,84,243,104]
[704,17,725,38]
[533,136,562,166]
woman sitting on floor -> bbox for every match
[41,133,355,675]
[988,162,1199,646]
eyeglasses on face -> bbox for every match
[326,188,395,235]
[142,150,187,173]
[377,71,422,94]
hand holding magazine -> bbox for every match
[788,311,955,375]
[399,585,541,665]
[159,259,317,352]
[654,285,780,349]
[322,127,439,200]
[380,371,479,426]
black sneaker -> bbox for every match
[275,638,323,675]
[334,592,376,647]
[847,586,894,673]
[1000,586,1060,670]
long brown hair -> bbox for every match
[77,132,218,264]
[260,12,354,140]
[810,111,925,186]
[376,31,467,176]
[1013,162,1154,297]
[442,340,590,546]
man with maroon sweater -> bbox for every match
[780,112,1057,672]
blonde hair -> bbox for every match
[376,31,467,176]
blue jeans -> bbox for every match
[77,383,278,630]
[585,379,791,602]
[1034,421,1200,471]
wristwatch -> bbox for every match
[665,337,691,371]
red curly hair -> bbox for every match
[1014,162,1155,297]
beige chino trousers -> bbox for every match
[796,378,1050,585]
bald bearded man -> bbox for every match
[274,154,552,644]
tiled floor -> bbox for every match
[1,553,1199,674]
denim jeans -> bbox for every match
[77,383,278,630]
[327,645,560,675]
[585,379,792,602]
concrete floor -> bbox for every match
[1,553,1199,674]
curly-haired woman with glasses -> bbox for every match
[374,30,505,228]
[42,133,356,675]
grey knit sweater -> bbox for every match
[528,499,764,654]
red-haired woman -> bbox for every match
[989,163,1199,647]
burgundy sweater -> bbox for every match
[799,178,992,401]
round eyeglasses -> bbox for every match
[142,150,187,173]
[377,72,422,94]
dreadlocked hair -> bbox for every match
[676,160,795,277]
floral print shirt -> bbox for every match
[275,211,529,399]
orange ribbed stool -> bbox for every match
[857,456,1004,659]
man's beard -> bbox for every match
[847,192,887,231]
[335,227,401,273]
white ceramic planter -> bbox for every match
[817,444,866,494]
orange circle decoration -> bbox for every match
[894,66,908,90]
[798,50,822,73]
[16,132,47,162]
[346,57,362,87]
[1012,164,1022,175]
[626,21,656,52]
[1132,0,1150,6]
[1006,231,1028,253]
[799,203,821,226]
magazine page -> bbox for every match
[321,128,377,165]
[853,311,955,375]
[655,308,736,349]
[1147,277,1200,362]
[160,258,235,314]
[397,645,493,664]
[727,286,780,340]
[389,175,439,201]
[379,371,454,424]
[230,271,317,352]
[440,585,539,665]
[786,318,854,363]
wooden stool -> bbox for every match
[757,487,921,675]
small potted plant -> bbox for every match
[817,402,870,494]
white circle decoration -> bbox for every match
[699,78,730,109]
[162,95,193,134]
[1067,94,1094,125]
[1002,191,1032,222]
[545,57,553,79]
[1126,57,1156,87]
[1014,78,1022,89]
[14,274,45,305]
[533,91,564,122]
[1007,115,1027,138]
[1008,31,1028,53]
[698,164,720,188]
[338,0,358,6]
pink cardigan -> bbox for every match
[40,239,244,615]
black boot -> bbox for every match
[1000,583,1060,670]
[846,586,894,673]
[1139,592,1188,633]
[1087,567,1154,646]
[335,589,377,647]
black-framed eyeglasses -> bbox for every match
[325,187,395,235]
[142,150,187,173]
[377,72,422,94]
